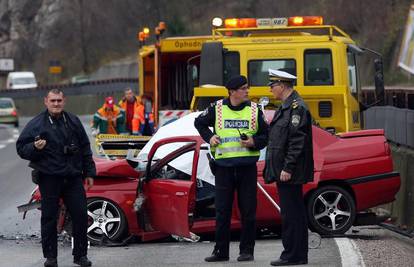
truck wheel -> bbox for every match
[307,186,356,235]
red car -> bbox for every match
[19,127,400,244]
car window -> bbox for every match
[13,77,36,84]
[0,100,13,108]
[154,150,194,181]
[149,142,196,180]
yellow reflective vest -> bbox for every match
[214,100,260,160]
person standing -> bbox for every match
[118,88,144,135]
[16,89,95,267]
[264,69,314,266]
[194,75,268,262]
[92,96,126,135]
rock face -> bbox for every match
[0,0,155,82]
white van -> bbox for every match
[6,72,38,89]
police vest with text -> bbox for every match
[213,100,260,160]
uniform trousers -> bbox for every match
[214,164,257,257]
[277,183,308,262]
[38,174,88,259]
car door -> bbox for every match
[143,137,201,238]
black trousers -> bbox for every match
[214,164,257,257]
[277,183,308,262]
[38,174,88,259]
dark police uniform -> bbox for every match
[16,109,96,260]
[194,98,268,259]
[264,90,314,264]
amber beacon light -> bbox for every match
[288,16,323,26]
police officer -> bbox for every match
[16,89,95,267]
[194,75,268,262]
[264,69,314,266]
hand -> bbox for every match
[209,135,221,147]
[240,136,255,148]
[84,177,94,191]
[34,139,46,150]
[280,170,292,182]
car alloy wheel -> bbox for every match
[86,198,127,244]
[307,185,356,235]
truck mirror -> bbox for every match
[374,59,385,105]
[259,97,269,109]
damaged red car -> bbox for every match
[19,126,400,244]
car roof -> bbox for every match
[8,72,35,77]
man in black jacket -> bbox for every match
[264,69,314,266]
[16,89,95,267]
[194,75,268,262]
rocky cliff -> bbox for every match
[0,0,412,84]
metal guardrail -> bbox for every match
[0,78,139,99]
[364,106,414,148]
[362,87,414,110]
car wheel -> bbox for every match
[307,185,356,235]
[86,198,128,244]
[14,121,19,128]
[64,198,128,245]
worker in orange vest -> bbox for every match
[92,96,126,135]
[118,88,144,135]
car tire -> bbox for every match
[307,185,356,235]
[14,121,19,128]
[64,198,128,245]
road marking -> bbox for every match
[335,237,365,267]
[0,127,19,150]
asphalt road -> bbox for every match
[0,116,413,267]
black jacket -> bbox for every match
[194,98,268,167]
[264,91,314,184]
[16,110,96,178]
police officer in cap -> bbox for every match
[16,89,95,267]
[264,69,314,266]
[194,75,268,262]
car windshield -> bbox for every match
[13,77,36,84]
[0,100,13,108]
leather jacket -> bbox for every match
[264,91,314,184]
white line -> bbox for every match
[0,144,5,149]
[335,237,365,267]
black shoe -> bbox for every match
[204,249,229,262]
[270,258,308,266]
[44,258,58,267]
[74,256,92,267]
[237,253,254,261]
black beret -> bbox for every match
[225,75,247,90]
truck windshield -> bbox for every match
[248,59,296,86]
[304,49,333,86]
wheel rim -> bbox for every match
[87,199,122,241]
[312,190,352,232]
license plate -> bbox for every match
[257,18,288,27]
